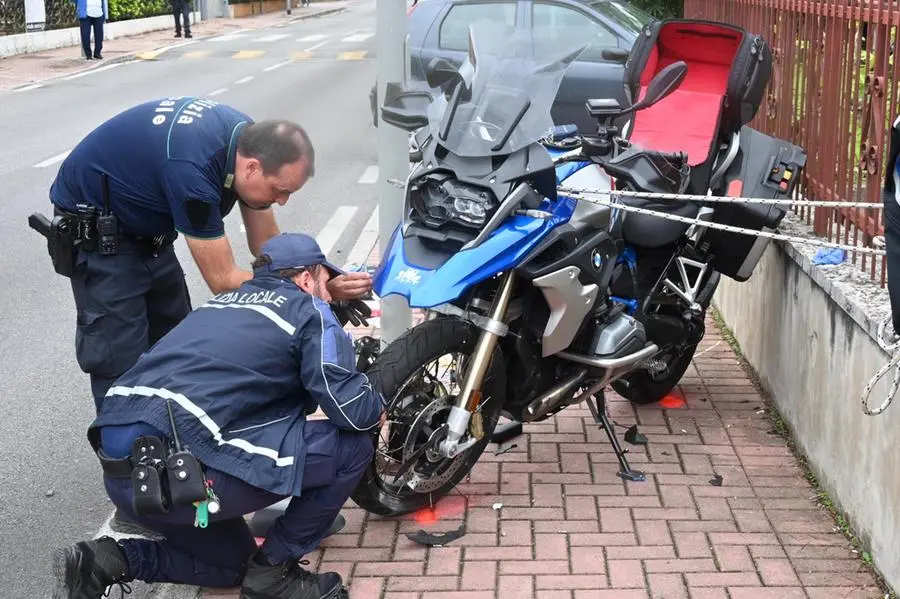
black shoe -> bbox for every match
[52,536,133,599]
[240,556,342,599]
[109,510,164,540]
[175,31,181,37]
[185,32,192,38]
[93,53,103,59]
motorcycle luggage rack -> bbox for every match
[586,389,646,482]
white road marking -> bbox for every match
[343,206,379,269]
[255,33,290,42]
[316,205,359,257]
[33,150,71,168]
[263,59,293,72]
[208,87,228,96]
[210,32,247,42]
[297,33,328,42]
[357,165,378,184]
[15,83,42,92]
[304,41,327,51]
[235,76,254,84]
[342,32,374,43]
[64,62,125,80]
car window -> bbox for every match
[532,2,619,61]
[587,0,651,36]
[438,2,517,51]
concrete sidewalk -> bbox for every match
[194,241,888,599]
[0,2,347,92]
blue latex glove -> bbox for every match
[812,247,846,265]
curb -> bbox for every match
[8,5,347,91]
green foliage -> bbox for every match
[108,0,171,22]
[631,0,682,19]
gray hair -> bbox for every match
[237,120,315,177]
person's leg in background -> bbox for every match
[146,243,192,347]
[91,15,104,59]
[242,421,374,598]
[79,18,93,60]
[68,244,165,538]
[181,0,192,37]
[883,123,900,335]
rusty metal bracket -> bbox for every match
[859,74,886,177]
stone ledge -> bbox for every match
[775,210,892,356]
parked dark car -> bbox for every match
[369,0,653,134]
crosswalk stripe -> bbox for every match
[210,33,246,42]
[317,206,359,258]
[338,51,367,60]
[296,34,328,42]
[255,33,290,42]
[233,50,265,59]
[341,32,374,42]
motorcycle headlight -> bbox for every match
[410,174,498,230]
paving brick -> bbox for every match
[712,544,753,571]
[727,589,806,599]
[426,547,461,576]
[683,571,760,586]
[499,574,535,599]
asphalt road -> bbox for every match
[0,3,379,595]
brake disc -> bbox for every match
[400,395,470,494]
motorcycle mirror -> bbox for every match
[426,57,462,90]
[630,61,688,112]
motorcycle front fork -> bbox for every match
[437,270,516,459]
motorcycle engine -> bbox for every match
[589,311,647,358]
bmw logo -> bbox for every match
[591,248,603,270]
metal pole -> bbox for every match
[376,0,413,347]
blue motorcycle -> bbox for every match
[352,19,806,516]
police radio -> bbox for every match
[97,173,119,256]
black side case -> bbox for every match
[703,126,807,281]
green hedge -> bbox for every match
[631,0,682,18]
[108,0,173,22]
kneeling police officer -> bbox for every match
[52,233,383,599]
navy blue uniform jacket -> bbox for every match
[88,273,384,497]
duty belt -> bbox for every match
[53,206,178,253]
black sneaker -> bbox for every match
[240,556,342,599]
[52,536,133,599]
[109,510,164,540]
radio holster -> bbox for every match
[129,400,209,517]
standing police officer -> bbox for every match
[52,233,383,599]
[34,96,372,536]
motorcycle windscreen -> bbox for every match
[423,20,588,158]
[373,198,577,309]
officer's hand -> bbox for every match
[328,272,373,301]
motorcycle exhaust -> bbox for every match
[523,368,588,422]
[557,343,660,395]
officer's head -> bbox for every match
[251,233,343,302]
[234,120,315,210]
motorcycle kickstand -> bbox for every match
[587,390,646,482]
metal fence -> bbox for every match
[683,0,899,285]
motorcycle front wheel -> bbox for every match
[350,316,507,517]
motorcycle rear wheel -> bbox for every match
[350,316,506,517]
[611,342,697,405]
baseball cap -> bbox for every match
[255,233,345,278]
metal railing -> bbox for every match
[683,0,899,286]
